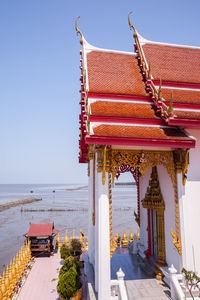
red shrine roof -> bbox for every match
[78,28,199,162]
[25,223,59,237]
[138,37,200,128]
[142,44,200,84]
[161,89,200,105]
[90,102,159,119]
[87,51,147,95]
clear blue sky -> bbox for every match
[0,0,199,184]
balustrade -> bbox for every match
[0,240,31,299]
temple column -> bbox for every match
[88,158,95,266]
[176,171,186,270]
[94,151,111,299]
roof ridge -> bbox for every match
[83,36,136,56]
[138,32,200,50]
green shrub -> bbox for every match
[57,268,81,300]
[60,244,71,260]
[59,256,80,278]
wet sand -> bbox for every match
[0,184,137,273]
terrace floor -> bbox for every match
[17,251,61,300]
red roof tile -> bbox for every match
[87,51,147,95]
[93,124,191,140]
[142,44,200,84]
[90,101,159,119]
[26,223,58,237]
[162,89,200,105]
[174,110,200,120]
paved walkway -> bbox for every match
[18,247,170,300]
[125,279,171,300]
[111,248,171,299]
[111,248,150,280]
[17,251,62,300]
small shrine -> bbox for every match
[25,223,59,255]
[76,12,200,300]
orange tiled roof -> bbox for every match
[87,51,148,95]
[90,101,159,119]
[162,89,200,105]
[174,110,200,120]
[142,44,200,84]
[93,124,191,140]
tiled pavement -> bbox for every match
[18,247,171,300]
[111,248,171,299]
[125,278,171,300]
[17,251,62,300]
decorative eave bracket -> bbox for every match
[128,12,174,121]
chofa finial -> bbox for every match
[75,16,83,45]
[128,11,137,36]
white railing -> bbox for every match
[169,265,200,300]
[110,268,128,300]
[169,265,185,300]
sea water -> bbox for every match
[0,184,137,272]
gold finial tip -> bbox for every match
[128,11,137,40]
[75,16,83,45]
[128,11,134,31]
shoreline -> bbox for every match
[0,197,42,212]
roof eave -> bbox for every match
[85,135,195,149]
[168,118,200,128]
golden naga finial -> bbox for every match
[128,11,136,31]
[128,11,137,38]
[171,228,181,255]
[75,16,83,45]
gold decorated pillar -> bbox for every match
[157,208,166,264]
[142,166,166,265]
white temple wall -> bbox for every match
[139,168,151,251]
[157,165,180,271]
[180,129,200,273]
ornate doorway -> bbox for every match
[142,166,166,265]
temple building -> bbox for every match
[76,13,200,299]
